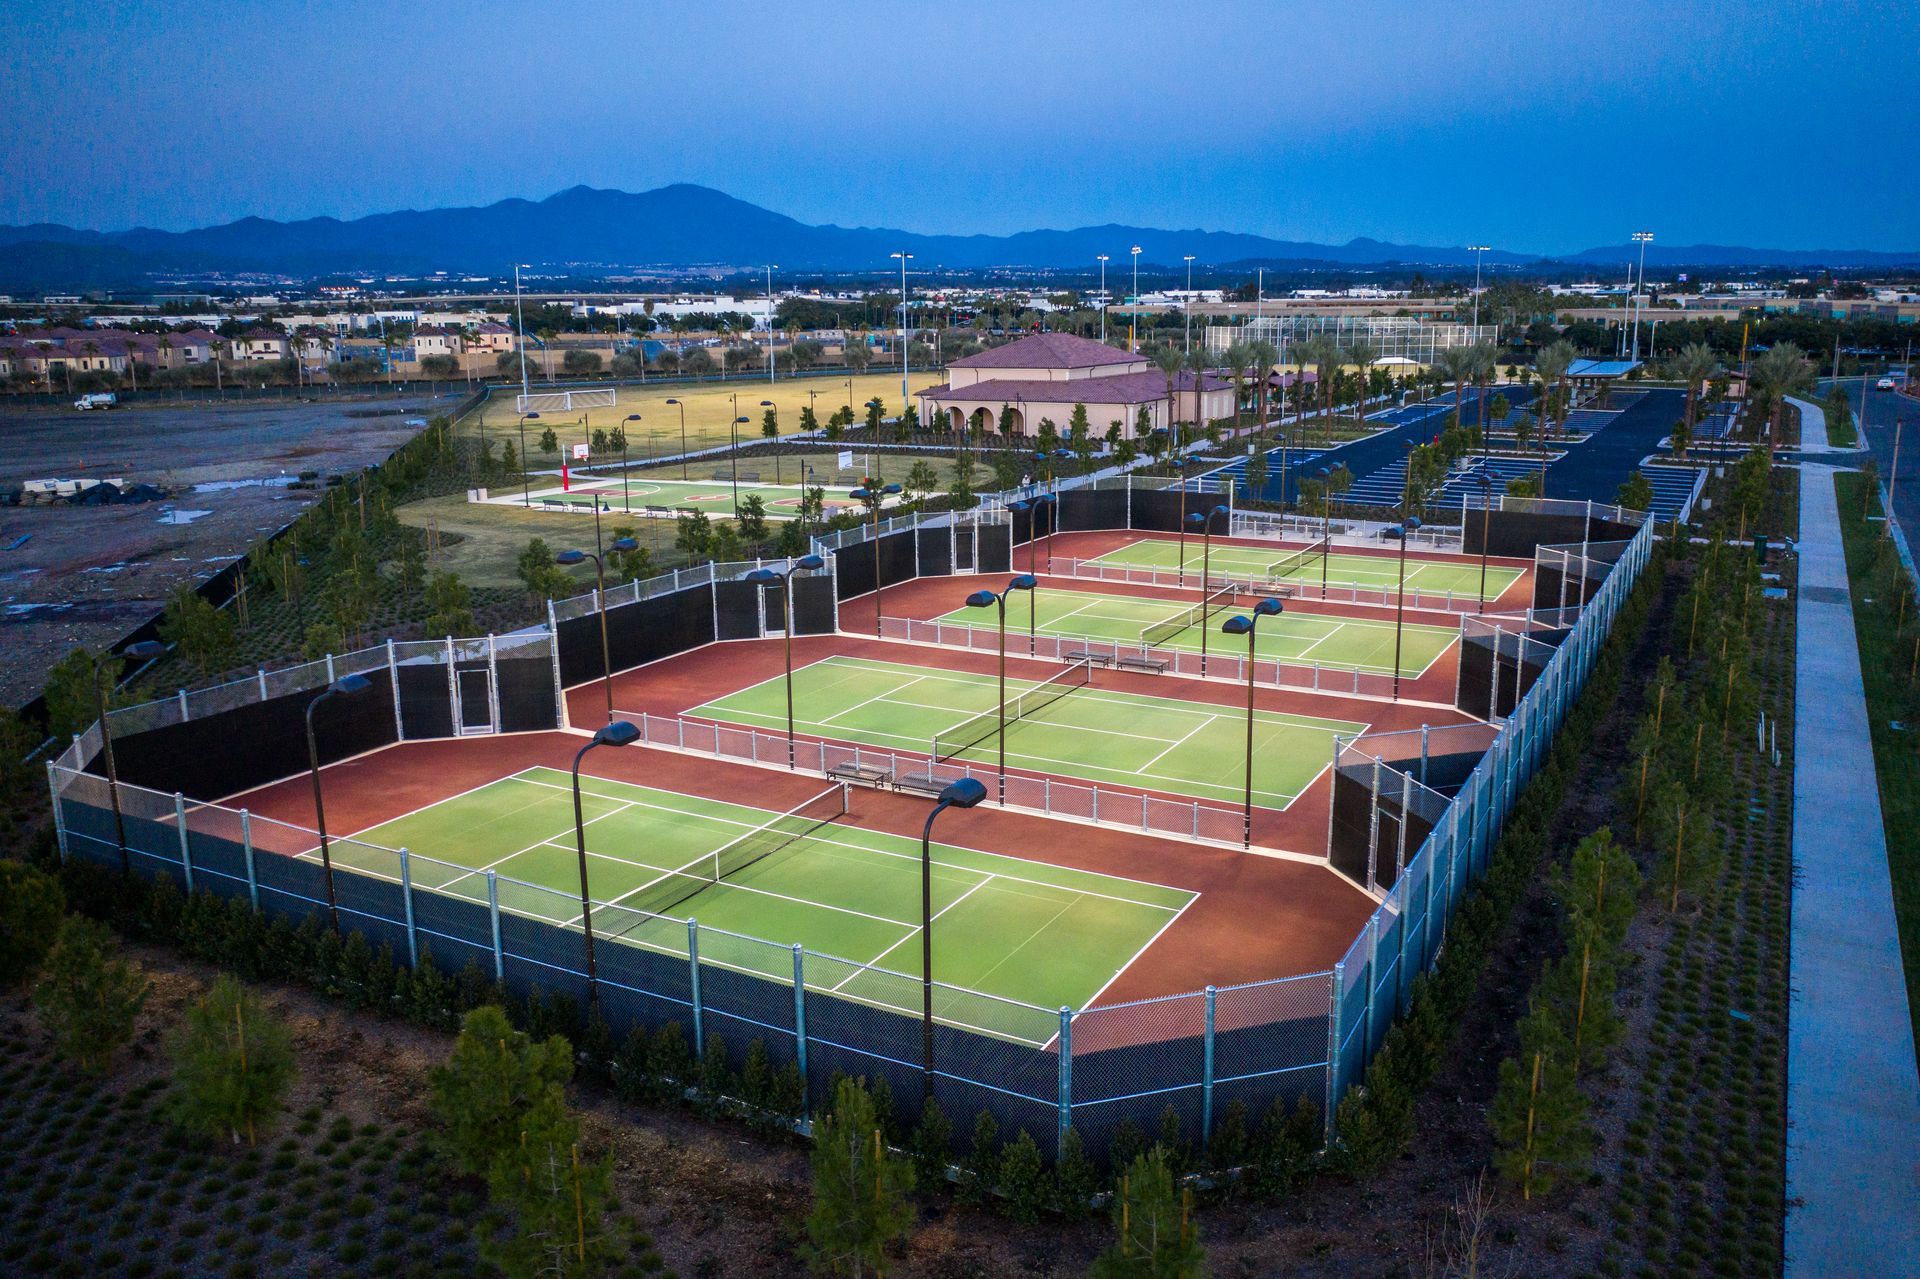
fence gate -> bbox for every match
[761,581,788,637]
[954,524,976,573]
[454,646,496,735]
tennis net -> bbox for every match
[599,783,850,931]
[1139,583,1239,648]
[931,660,1093,763]
[1263,537,1330,588]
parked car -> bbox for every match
[1877,377,1897,390]
[73,392,117,410]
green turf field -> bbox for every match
[1086,537,1522,599]
[931,586,1457,677]
[685,655,1365,810]
[335,767,1187,1041]
[487,475,883,521]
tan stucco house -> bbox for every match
[917,333,1234,439]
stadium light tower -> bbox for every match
[1469,246,1491,330]
[1221,598,1286,845]
[1183,505,1229,674]
[1183,255,1197,354]
[917,775,988,1101]
[1630,232,1654,362]
[892,252,914,415]
[1130,246,1142,352]
[765,265,778,385]
[1097,255,1110,342]
[963,576,1038,803]
[513,262,531,403]
[570,719,640,1002]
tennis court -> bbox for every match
[684,655,1365,810]
[1087,536,1521,599]
[930,586,1457,677]
[335,766,1189,1040]
[487,475,878,520]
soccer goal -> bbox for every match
[516,388,617,413]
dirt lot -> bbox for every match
[0,392,461,709]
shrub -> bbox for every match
[0,862,65,988]
[34,916,148,1074]
[170,976,297,1147]
[802,1077,915,1278]
[427,1005,572,1179]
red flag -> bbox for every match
[561,458,570,491]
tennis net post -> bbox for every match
[931,659,1094,764]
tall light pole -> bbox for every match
[663,398,689,481]
[1221,598,1285,845]
[765,264,777,385]
[570,719,640,1003]
[557,538,638,724]
[516,410,541,507]
[744,555,825,767]
[918,776,988,1101]
[1390,516,1422,699]
[1630,232,1654,362]
[1130,246,1142,352]
[1184,505,1228,674]
[892,251,914,416]
[1097,255,1110,342]
[1183,255,1197,354]
[620,414,640,513]
[963,576,1038,803]
[513,262,531,404]
[92,640,166,873]
[1468,245,1490,331]
[305,674,373,934]
[850,480,904,635]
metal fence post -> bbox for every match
[486,870,504,982]
[387,639,404,739]
[487,634,503,731]
[46,763,67,862]
[398,847,418,967]
[1324,963,1343,1143]
[241,809,258,910]
[547,603,569,729]
[792,945,810,1115]
[1201,986,1217,1143]
[1419,724,1430,788]
[1367,758,1383,889]
[1363,913,1379,1057]
[325,653,336,683]
[1056,1007,1074,1161]
[688,920,705,1056]
[173,792,194,893]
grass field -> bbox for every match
[1087,536,1522,600]
[932,586,1457,676]
[463,372,945,459]
[337,766,1190,1039]
[684,654,1365,810]
[482,475,884,521]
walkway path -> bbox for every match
[1785,452,1920,1275]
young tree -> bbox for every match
[1616,471,1655,512]
[998,403,1018,439]
[34,916,148,1075]
[1089,1148,1207,1279]
[675,510,715,558]
[736,494,770,544]
[516,538,570,602]
[539,426,559,458]
[606,526,656,582]
[865,397,886,434]
[1488,1004,1591,1200]
[0,862,64,989]
[159,585,237,676]
[798,404,820,436]
[423,570,476,637]
[802,1076,915,1277]
[170,975,296,1146]
[429,1004,574,1179]
[485,1091,620,1279]
[946,452,978,511]
[1651,779,1721,910]
[903,460,939,502]
[1243,449,1269,499]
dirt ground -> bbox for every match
[0,392,461,708]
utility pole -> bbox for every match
[514,262,531,403]
[1469,245,1490,331]
[891,252,913,417]
[1097,255,1109,343]
[1184,254,1196,354]
[1630,232,1653,362]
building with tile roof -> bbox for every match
[918,333,1234,438]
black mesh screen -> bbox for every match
[1328,766,1376,886]
[714,580,764,640]
[835,541,876,600]
[876,531,917,588]
[1063,487,1125,531]
[398,663,454,739]
[557,586,717,686]
[917,528,953,576]
[792,575,836,634]
[496,652,559,732]
[1130,488,1190,533]
[976,523,1013,572]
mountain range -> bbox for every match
[1,184,1915,289]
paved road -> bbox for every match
[1823,376,1920,545]
[1785,448,1920,1276]
[1537,387,1687,506]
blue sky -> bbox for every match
[4,0,1916,253]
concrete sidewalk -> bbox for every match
[1785,466,1920,1276]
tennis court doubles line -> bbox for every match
[685,655,1366,810]
[1086,536,1523,598]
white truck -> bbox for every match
[73,392,117,410]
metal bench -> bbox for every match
[1061,649,1116,668]
[1114,654,1170,675]
[827,762,893,789]
[892,772,949,798]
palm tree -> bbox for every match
[1749,342,1813,456]
[1153,345,1187,452]
[1345,340,1381,427]
[1534,339,1578,492]
[1221,342,1254,434]
[1295,336,1339,449]
[1469,341,1500,434]
[1670,342,1718,446]
[1247,338,1279,435]
[1434,346,1475,433]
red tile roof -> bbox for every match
[946,332,1142,370]
[918,368,1229,406]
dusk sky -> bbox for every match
[5,0,1917,253]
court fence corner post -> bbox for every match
[792,945,809,1118]
[1201,985,1217,1144]
[173,792,194,894]
[398,847,418,967]
[241,809,258,911]
[1056,1006,1073,1162]
[486,870,504,982]
[1324,962,1343,1146]
[688,919,705,1057]
[46,763,67,863]
[387,639,403,740]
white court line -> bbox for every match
[820,672,931,726]
[1136,715,1218,773]
[830,876,993,993]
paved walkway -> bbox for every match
[1785,443,1920,1275]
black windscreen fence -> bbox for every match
[1064,487,1127,532]
[876,531,917,589]
[1328,764,1438,892]
[561,586,717,686]
[916,528,953,577]
[1463,510,1590,558]
[1130,488,1190,533]
[792,575,836,633]
[714,580,764,640]
[1455,627,1565,720]
[398,663,455,739]
[977,523,1013,572]
[496,651,560,732]
[835,541,876,601]
[98,672,399,802]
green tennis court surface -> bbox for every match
[334,767,1189,1042]
[1087,537,1522,599]
[686,655,1365,810]
[503,476,884,521]
[932,586,1457,677]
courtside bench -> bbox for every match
[1061,649,1116,668]
[1115,654,1170,675]
[827,762,893,789]
[892,772,948,798]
